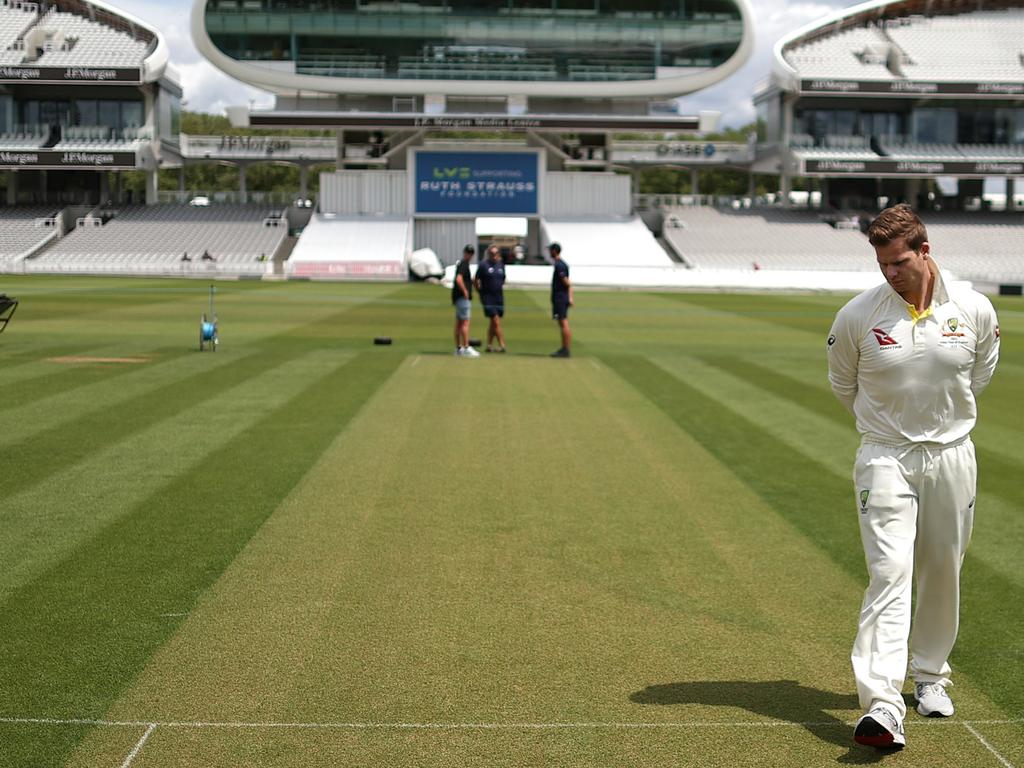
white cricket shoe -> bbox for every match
[462,346,480,357]
[854,706,906,750]
[915,682,954,717]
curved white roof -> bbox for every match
[772,0,1024,91]
[191,0,755,100]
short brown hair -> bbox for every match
[867,204,928,251]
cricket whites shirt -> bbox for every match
[827,269,1000,445]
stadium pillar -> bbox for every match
[5,170,15,205]
[1009,177,1019,211]
[300,165,309,200]
[780,173,792,210]
[747,171,755,198]
[239,163,248,203]
[99,171,110,204]
[178,167,186,193]
[690,168,700,198]
[145,169,158,205]
[336,131,344,170]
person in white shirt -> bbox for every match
[827,204,1000,752]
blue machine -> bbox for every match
[199,285,218,351]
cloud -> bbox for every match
[104,0,858,123]
[681,0,849,126]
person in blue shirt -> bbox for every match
[549,242,573,357]
[474,243,507,353]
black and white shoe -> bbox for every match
[550,347,570,358]
[854,706,906,750]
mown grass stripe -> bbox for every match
[0,349,403,768]
[0,349,242,446]
[0,349,354,602]
[600,352,1024,719]
[0,347,189,413]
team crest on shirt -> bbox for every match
[942,317,965,337]
[859,490,870,513]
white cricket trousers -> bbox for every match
[851,437,976,718]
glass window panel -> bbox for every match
[77,100,98,126]
[122,101,143,128]
[98,101,120,130]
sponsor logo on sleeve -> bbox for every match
[827,334,836,347]
[859,490,870,513]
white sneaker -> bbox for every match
[455,347,464,356]
[915,682,954,717]
[854,706,906,750]
[462,346,480,358]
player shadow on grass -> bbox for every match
[630,680,891,763]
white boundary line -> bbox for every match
[2,716,1022,730]
[966,723,1017,768]
[119,723,156,768]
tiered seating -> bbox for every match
[566,56,654,81]
[0,206,60,265]
[663,207,871,271]
[886,10,1024,82]
[0,125,48,147]
[28,205,285,276]
[794,134,879,160]
[877,138,963,159]
[785,25,896,80]
[0,0,36,62]
[31,9,147,67]
[540,217,674,268]
[397,54,557,80]
[956,144,1024,160]
[923,213,1024,283]
[296,49,385,78]
[53,125,151,151]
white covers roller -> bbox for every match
[541,218,674,267]
[288,215,411,279]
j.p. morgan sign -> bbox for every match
[0,66,142,83]
[800,79,1024,96]
[803,159,1024,176]
[0,150,138,168]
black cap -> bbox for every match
[463,244,475,254]
[548,242,561,253]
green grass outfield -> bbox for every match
[0,275,1020,767]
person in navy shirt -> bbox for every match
[549,242,573,357]
[474,243,507,353]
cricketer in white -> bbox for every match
[826,204,1000,750]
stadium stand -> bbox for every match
[886,9,1024,83]
[540,217,675,267]
[0,0,36,62]
[784,25,897,80]
[662,206,871,271]
[27,8,148,67]
[0,206,61,266]
[922,213,1024,283]
[25,205,285,276]
[286,214,410,280]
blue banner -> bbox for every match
[415,151,539,215]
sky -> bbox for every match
[110,0,855,128]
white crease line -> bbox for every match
[120,723,156,768]
[411,355,421,367]
[966,723,1017,768]
[1,717,1022,731]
